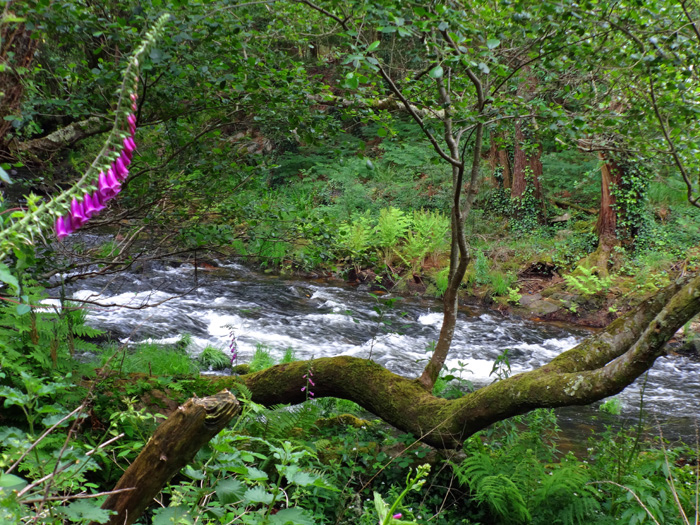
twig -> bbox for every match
[6,405,86,475]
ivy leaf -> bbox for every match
[428,65,444,78]
[59,500,113,524]
[487,38,501,49]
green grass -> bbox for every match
[101,342,199,376]
[198,345,229,370]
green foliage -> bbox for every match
[248,344,278,373]
[102,342,199,376]
[455,410,601,525]
[198,346,230,371]
[338,211,375,271]
[375,207,411,267]
[599,397,623,415]
[489,271,516,296]
[506,286,522,304]
[563,266,613,296]
[433,267,450,297]
[474,249,491,285]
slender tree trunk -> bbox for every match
[587,152,623,275]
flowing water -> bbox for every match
[59,258,700,443]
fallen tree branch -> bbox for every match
[7,116,111,160]
[98,390,240,525]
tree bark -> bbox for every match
[97,390,240,525]
[6,117,111,161]
[488,133,511,190]
[192,272,700,450]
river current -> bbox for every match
[61,259,700,442]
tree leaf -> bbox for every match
[0,166,12,184]
[216,478,246,504]
[16,303,31,316]
[243,486,274,504]
[487,38,501,49]
[367,40,380,52]
[0,473,26,491]
[428,65,444,78]
[478,62,490,74]
[60,499,113,524]
[0,264,19,292]
[269,507,315,525]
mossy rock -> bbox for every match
[231,364,251,375]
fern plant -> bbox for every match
[398,209,450,272]
[455,410,601,524]
[338,210,375,272]
[564,266,613,296]
[375,207,411,268]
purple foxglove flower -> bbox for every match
[114,157,128,181]
[55,215,70,239]
[83,193,101,218]
[98,169,121,201]
[127,114,137,126]
[93,188,107,207]
[130,92,138,101]
[392,514,402,519]
[131,102,137,111]
[70,197,87,227]
[129,123,136,137]
[301,386,306,392]
[121,149,132,167]
[123,136,135,154]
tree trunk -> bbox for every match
[97,391,240,525]
[6,117,111,161]
[488,133,511,190]
[511,120,544,202]
[124,272,699,450]
[589,152,623,275]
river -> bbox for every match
[61,258,700,444]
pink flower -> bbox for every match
[392,514,402,519]
[70,197,87,227]
[98,169,121,201]
[114,157,129,181]
[55,215,72,239]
